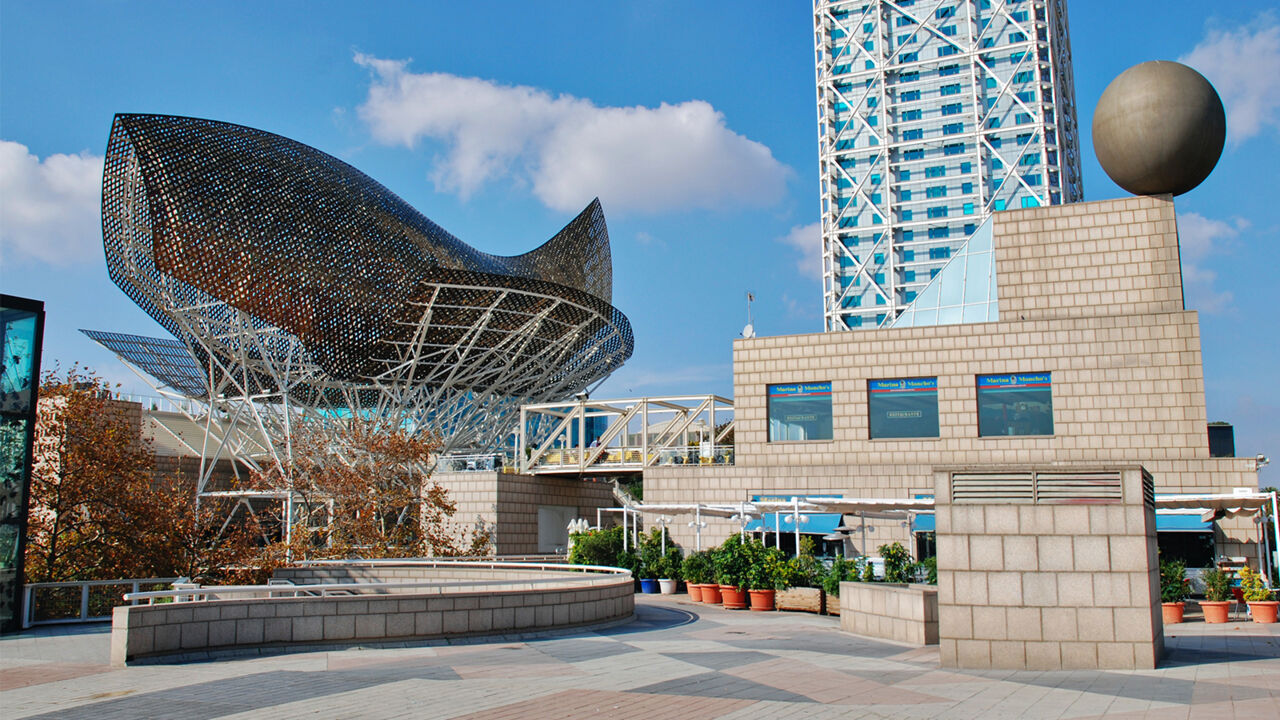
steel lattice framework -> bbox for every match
[95,113,633,488]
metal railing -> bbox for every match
[437,453,515,473]
[23,578,180,629]
[122,560,629,605]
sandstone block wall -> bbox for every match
[433,471,616,555]
[840,582,938,645]
[934,466,1162,670]
[110,574,633,665]
[645,196,1260,558]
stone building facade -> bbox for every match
[647,195,1262,560]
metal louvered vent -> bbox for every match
[952,470,1126,504]
[1142,473,1155,508]
[1034,472,1122,504]
[951,473,1035,503]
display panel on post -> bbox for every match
[976,372,1053,436]
[0,295,45,633]
[767,382,833,442]
[868,378,940,439]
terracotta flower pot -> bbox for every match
[1200,600,1231,623]
[688,583,704,602]
[1248,601,1279,623]
[702,583,722,604]
[1161,602,1185,624]
[720,584,747,610]
[748,589,776,611]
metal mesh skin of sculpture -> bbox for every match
[90,113,633,491]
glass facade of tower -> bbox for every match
[814,0,1082,330]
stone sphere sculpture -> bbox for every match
[1092,61,1226,196]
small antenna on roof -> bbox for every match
[743,291,756,338]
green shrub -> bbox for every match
[1159,559,1188,603]
[786,554,822,588]
[681,551,714,584]
[861,557,876,583]
[636,528,668,579]
[656,546,684,580]
[747,546,789,590]
[822,555,850,597]
[1201,568,1232,602]
[568,526,625,567]
[879,542,913,583]
[712,534,753,587]
[919,556,938,585]
[784,536,822,588]
[1240,565,1274,602]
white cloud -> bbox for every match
[634,231,665,249]
[777,222,822,280]
[0,140,103,266]
[1179,16,1280,144]
[781,291,819,321]
[353,54,789,214]
[1177,211,1248,313]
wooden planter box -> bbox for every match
[776,587,823,613]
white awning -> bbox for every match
[754,497,936,514]
[1154,493,1273,516]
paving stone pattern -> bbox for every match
[2,595,1277,719]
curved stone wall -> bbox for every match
[110,562,633,665]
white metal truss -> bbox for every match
[518,395,735,475]
[814,0,1082,332]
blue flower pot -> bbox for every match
[639,578,659,594]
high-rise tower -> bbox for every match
[814,0,1082,330]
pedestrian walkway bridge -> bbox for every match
[518,395,733,475]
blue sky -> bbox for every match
[2,1,1277,485]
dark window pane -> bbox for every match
[976,372,1053,436]
[767,382,833,442]
[868,377,939,438]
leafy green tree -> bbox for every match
[879,542,913,583]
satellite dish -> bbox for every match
[742,323,755,339]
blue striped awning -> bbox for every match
[912,514,935,533]
[1156,513,1212,533]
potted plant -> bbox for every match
[747,546,788,611]
[776,538,824,613]
[636,528,665,594]
[1199,567,1233,623]
[681,551,713,602]
[1160,559,1188,623]
[638,565,659,594]
[658,547,683,595]
[1240,566,1278,623]
[714,535,751,609]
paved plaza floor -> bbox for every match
[1,595,1277,719]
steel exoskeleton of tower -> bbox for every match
[814,0,1083,330]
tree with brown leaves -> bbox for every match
[251,418,491,561]
[25,368,262,583]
